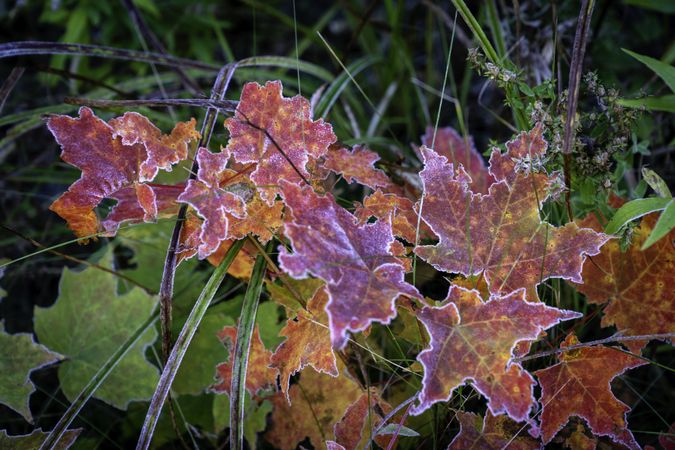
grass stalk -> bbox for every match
[135,239,245,450]
[229,240,270,450]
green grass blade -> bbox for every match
[451,0,498,62]
[315,56,375,118]
[623,48,675,93]
[618,94,675,112]
[642,199,675,249]
[135,239,245,450]
[238,55,333,81]
[229,241,269,450]
[40,309,159,450]
[605,197,670,235]
[486,0,506,58]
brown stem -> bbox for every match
[158,64,238,364]
[513,332,674,363]
[561,0,596,221]
[63,97,237,112]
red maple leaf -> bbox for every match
[411,285,580,420]
[211,325,276,395]
[177,147,247,259]
[270,286,338,399]
[224,80,336,204]
[421,126,493,194]
[323,145,393,189]
[448,411,540,450]
[278,181,421,348]
[415,125,609,301]
[355,189,432,243]
[48,107,199,239]
[575,210,674,351]
[108,111,199,181]
[534,334,647,449]
[100,184,183,235]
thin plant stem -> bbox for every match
[135,239,245,450]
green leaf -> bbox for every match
[618,95,675,112]
[172,311,234,396]
[116,221,208,299]
[605,197,670,235]
[623,49,675,93]
[256,301,284,349]
[641,167,672,198]
[642,199,675,249]
[0,428,81,450]
[34,247,159,410]
[376,423,421,437]
[0,324,62,422]
[213,393,273,449]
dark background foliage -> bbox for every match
[1,0,673,448]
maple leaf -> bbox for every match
[447,411,540,450]
[0,323,62,422]
[333,390,393,450]
[108,111,199,181]
[227,193,284,243]
[101,184,183,235]
[265,370,362,450]
[534,334,647,449]
[323,145,393,189]
[355,189,432,243]
[562,423,599,450]
[278,181,421,349]
[47,107,198,239]
[412,285,580,420]
[421,126,493,194]
[225,80,336,204]
[270,286,338,399]
[0,428,82,450]
[211,324,276,395]
[33,247,158,409]
[575,211,674,350]
[176,212,256,278]
[415,125,609,301]
[177,147,247,259]
[266,277,324,312]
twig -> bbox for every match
[0,66,25,114]
[63,97,237,112]
[561,0,596,221]
[0,41,219,71]
[158,63,238,365]
[513,333,674,363]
